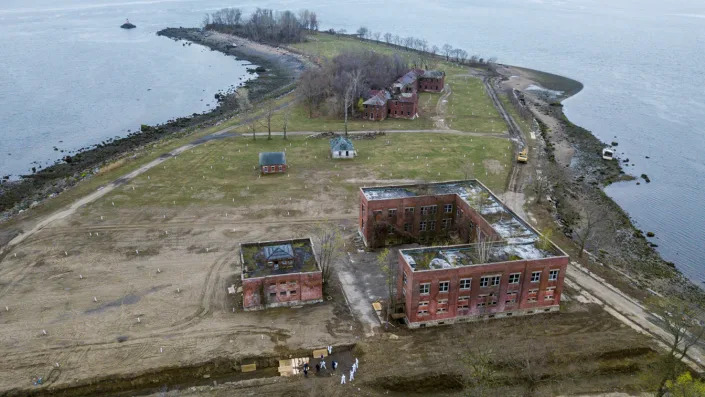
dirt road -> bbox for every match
[567,262,705,370]
[488,68,705,372]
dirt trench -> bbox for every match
[3,345,357,397]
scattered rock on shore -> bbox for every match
[640,174,651,183]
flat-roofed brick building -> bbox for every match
[358,180,569,327]
[240,238,323,311]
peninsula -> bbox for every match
[0,7,702,397]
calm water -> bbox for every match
[1,0,703,283]
[0,0,255,178]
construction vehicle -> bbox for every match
[517,148,528,163]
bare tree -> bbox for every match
[297,69,326,118]
[509,339,550,396]
[647,297,705,396]
[356,26,369,38]
[473,227,497,264]
[310,222,344,288]
[372,32,381,41]
[264,101,275,140]
[383,32,393,44]
[430,45,439,56]
[532,174,547,204]
[235,89,257,141]
[457,157,475,179]
[462,324,499,397]
[572,202,606,258]
[377,248,396,329]
[442,44,453,61]
[282,105,291,140]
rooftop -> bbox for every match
[241,238,319,279]
[330,136,355,151]
[362,180,567,269]
[395,69,422,87]
[422,70,445,79]
[259,152,286,166]
[362,90,390,106]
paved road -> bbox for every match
[566,262,705,371]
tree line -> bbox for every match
[202,8,318,44]
[353,26,497,66]
[297,50,408,120]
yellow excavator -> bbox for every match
[517,148,528,163]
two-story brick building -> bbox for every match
[240,238,323,311]
[362,69,444,121]
[358,180,569,327]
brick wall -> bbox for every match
[388,99,417,119]
[359,192,499,247]
[418,76,445,92]
[363,104,387,121]
[396,251,568,325]
[242,271,323,310]
[261,164,287,174]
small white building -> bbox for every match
[330,136,357,159]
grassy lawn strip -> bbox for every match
[232,91,438,133]
[499,92,533,136]
[289,33,506,134]
[92,133,512,212]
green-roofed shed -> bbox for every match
[330,136,357,159]
[259,152,287,174]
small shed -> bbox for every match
[330,136,357,159]
[259,152,287,174]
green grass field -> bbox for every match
[286,33,506,134]
[232,91,439,134]
[91,133,512,213]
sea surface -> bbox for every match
[1,0,703,283]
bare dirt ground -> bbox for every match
[0,56,691,396]
[0,203,362,394]
[432,83,452,129]
[145,299,662,397]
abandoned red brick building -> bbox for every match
[358,180,569,327]
[362,69,445,121]
[240,238,323,311]
[259,152,287,174]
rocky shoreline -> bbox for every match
[497,65,704,303]
[0,28,307,222]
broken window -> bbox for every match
[531,271,541,283]
[444,204,453,213]
[480,275,501,287]
[429,221,436,231]
[549,269,559,281]
[419,283,430,295]
[505,291,518,305]
[508,273,521,284]
[459,278,471,290]
[442,218,452,229]
[544,287,556,301]
[439,281,449,293]
[404,207,415,214]
[388,208,397,217]
[528,289,539,303]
